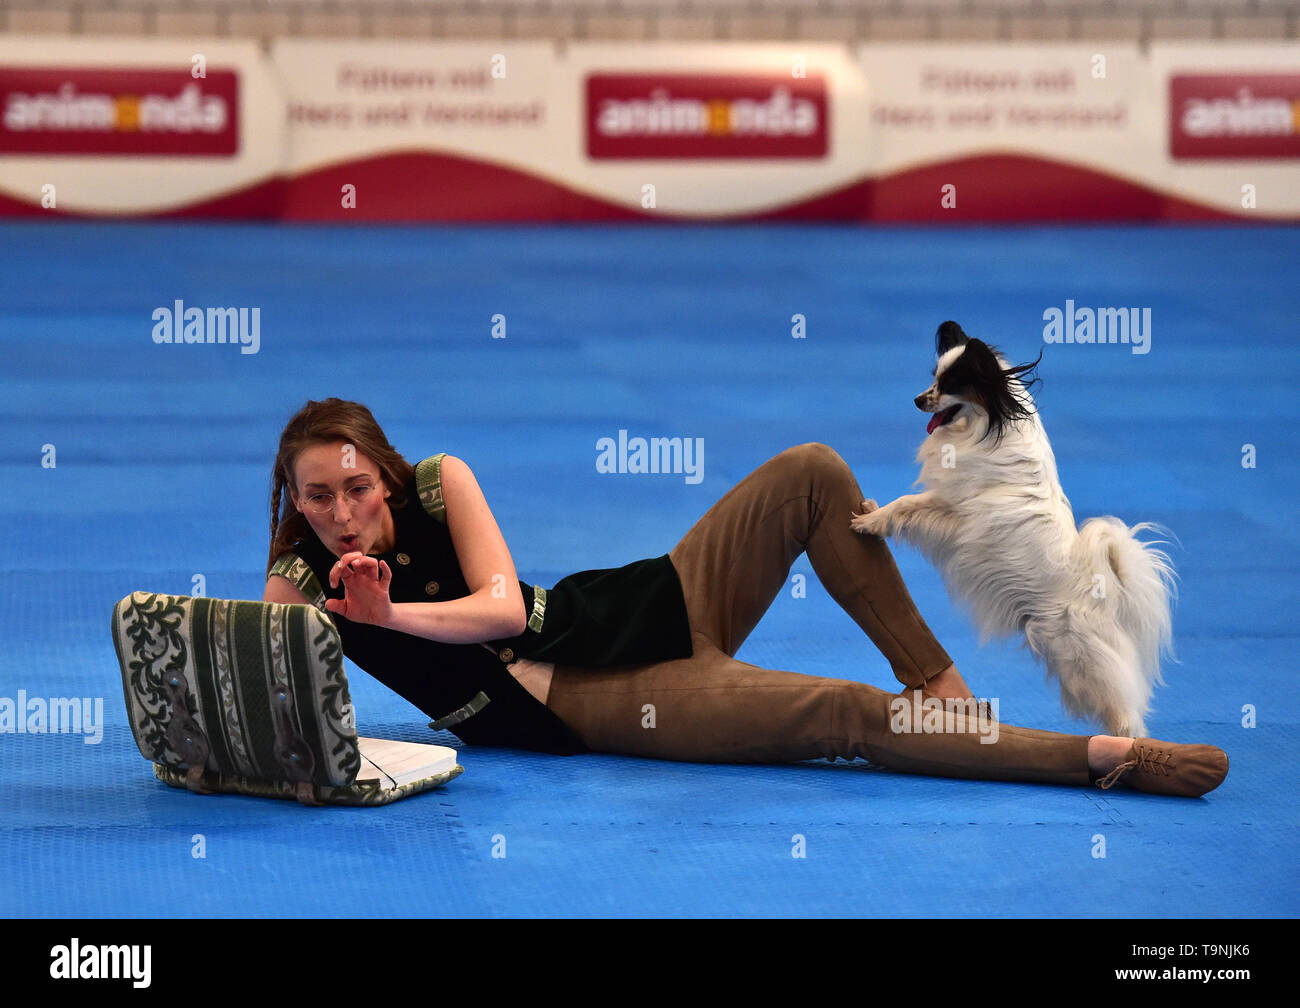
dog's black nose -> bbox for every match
[914,393,928,410]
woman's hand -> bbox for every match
[325,553,394,627]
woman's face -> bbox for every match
[290,440,395,558]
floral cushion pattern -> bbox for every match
[111,592,460,806]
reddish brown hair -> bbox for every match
[267,398,415,574]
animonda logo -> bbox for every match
[1170,73,1300,158]
[0,67,239,156]
[586,73,828,159]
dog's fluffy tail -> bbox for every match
[1074,518,1178,723]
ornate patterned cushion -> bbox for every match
[111,592,461,806]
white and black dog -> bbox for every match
[850,321,1176,736]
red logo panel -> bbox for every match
[587,73,828,159]
[1169,73,1300,159]
[0,67,239,156]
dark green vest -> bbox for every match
[269,455,693,753]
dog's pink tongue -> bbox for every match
[927,412,943,435]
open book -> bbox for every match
[356,737,460,790]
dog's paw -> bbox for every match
[850,508,886,537]
[858,498,879,514]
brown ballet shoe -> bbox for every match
[1095,738,1229,798]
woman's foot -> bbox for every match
[1087,735,1137,777]
[1087,735,1229,797]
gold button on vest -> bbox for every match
[498,647,515,663]
[424,581,439,596]
[396,553,411,565]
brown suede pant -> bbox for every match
[545,443,1093,787]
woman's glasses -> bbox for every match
[300,483,377,515]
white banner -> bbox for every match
[0,37,1294,220]
[273,40,554,176]
[861,44,1150,176]
[0,36,284,215]
[857,42,1300,218]
[270,40,870,219]
[556,43,870,218]
[1148,43,1300,218]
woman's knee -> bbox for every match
[779,442,848,476]
[776,442,859,496]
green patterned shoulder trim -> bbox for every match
[415,453,448,525]
[268,553,327,611]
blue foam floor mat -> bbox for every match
[0,221,1295,917]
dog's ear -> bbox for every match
[935,321,969,357]
[964,338,1043,444]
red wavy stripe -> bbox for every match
[0,178,284,219]
[281,150,653,222]
[281,149,1260,222]
[861,152,1245,223]
[0,150,1284,221]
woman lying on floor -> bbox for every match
[263,398,1227,798]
